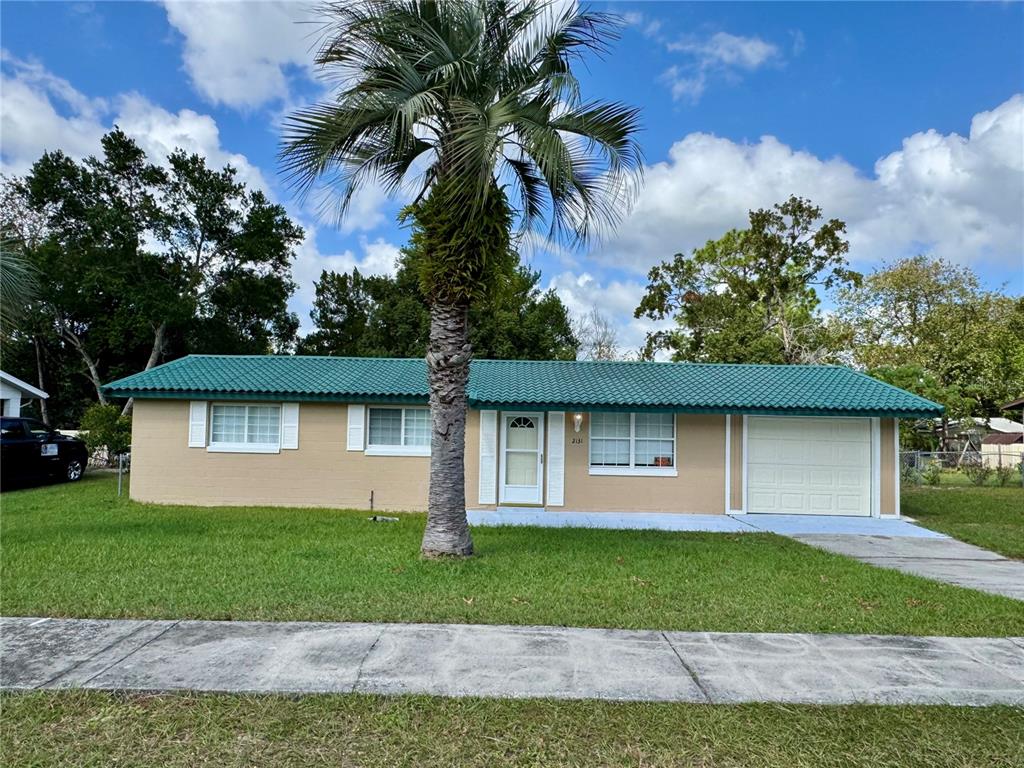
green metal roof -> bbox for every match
[103,355,943,418]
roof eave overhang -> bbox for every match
[104,389,942,419]
[471,399,942,418]
[103,389,430,405]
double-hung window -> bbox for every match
[366,407,430,456]
[208,404,281,453]
[589,412,676,476]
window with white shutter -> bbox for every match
[546,411,565,506]
[347,404,365,451]
[188,401,207,448]
[478,410,497,504]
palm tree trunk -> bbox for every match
[421,302,474,557]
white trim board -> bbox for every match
[893,418,901,518]
[871,417,881,518]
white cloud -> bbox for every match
[1,51,266,193]
[669,32,780,70]
[553,95,1024,355]
[659,65,706,103]
[593,93,1024,273]
[662,31,781,103]
[546,271,658,357]
[623,11,664,41]
[161,0,317,110]
[114,94,270,191]
[0,52,108,172]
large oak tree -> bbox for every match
[2,130,303,424]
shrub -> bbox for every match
[961,460,993,487]
[922,461,942,486]
[79,403,132,463]
[994,465,1015,487]
[900,460,921,486]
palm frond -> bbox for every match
[280,0,644,248]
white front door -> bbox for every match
[499,412,544,504]
[746,416,872,516]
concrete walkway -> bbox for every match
[794,535,1024,601]
[468,508,944,537]
[3,617,1023,706]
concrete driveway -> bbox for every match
[793,534,1024,601]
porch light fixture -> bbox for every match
[573,413,583,433]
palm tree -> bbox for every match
[0,238,40,331]
[282,0,643,557]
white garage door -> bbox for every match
[747,417,872,516]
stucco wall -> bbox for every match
[560,413,727,514]
[130,400,429,510]
[131,400,899,517]
[880,417,897,516]
[729,414,743,511]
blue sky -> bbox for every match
[2,1,1022,353]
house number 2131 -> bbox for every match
[570,437,583,445]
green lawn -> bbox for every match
[2,475,1022,636]
[903,486,1024,559]
[3,691,1022,768]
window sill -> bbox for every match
[207,444,281,454]
[365,446,430,457]
[588,466,678,477]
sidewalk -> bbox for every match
[3,617,1022,706]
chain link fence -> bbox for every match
[900,450,1024,487]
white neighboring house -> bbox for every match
[0,370,48,418]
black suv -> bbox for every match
[1,417,88,488]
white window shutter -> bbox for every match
[546,411,565,507]
[478,410,497,505]
[281,403,299,449]
[347,404,365,451]
[188,401,207,448]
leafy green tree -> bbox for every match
[79,403,133,462]
[282,0,642,556]
[298,269,383,356]
[159,151,303,361]
[471,262,576,360]
[298,250,578,360]
[4,130,304,422]
[13,132,167,405]
[836,255,1024,444]
[636,197,859,364]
